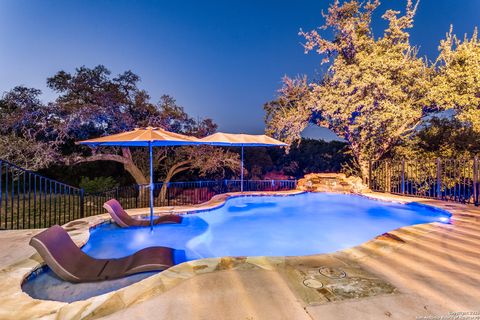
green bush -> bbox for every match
[79,176,119,194]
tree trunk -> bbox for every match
[73,148,148,185]
[157,161,191,205]
[349,143,369,182]
[353,147,369,184]
[72,148,149,202]
[123,161,148,184]
[119,148,148,184]
[358,159,369,181]
[73,147,153,206]
[118,148,150,202]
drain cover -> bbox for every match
[303,277,323,289]
[319,267,346,279]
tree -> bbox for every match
[44,65,239,188]
[1,66,240,189]
[266,138,352,177]
[264,76,312,148]
[243,148,273,179]
[157,145,240,202]
[46,65,159,184]
[0,87,60,170]
[390,116,480,159]
[429,27,480,132]
[265,0,432,178]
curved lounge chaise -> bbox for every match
[103,199,182,228]
[29,225,174,283]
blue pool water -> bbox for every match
[24,193,451,302]
[82,193,451,261]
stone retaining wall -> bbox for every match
[297,173,369,194]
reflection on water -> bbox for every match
[23,193,451,302]
[85,193,451,260]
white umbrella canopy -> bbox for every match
[77,127,202,229]
[199,132,287,147]
[199,132,287,191]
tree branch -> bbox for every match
[71,153,130,166]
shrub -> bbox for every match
[79,176,119,194]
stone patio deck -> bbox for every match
[0,191,479,320]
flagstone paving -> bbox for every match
[0,191,479,320]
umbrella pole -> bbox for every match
[149,142,154,230]
[241,145,244,192]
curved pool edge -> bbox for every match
[1,190,475,320]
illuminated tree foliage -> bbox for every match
[266,0,432,177]
[429,27,480,132]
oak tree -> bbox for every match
[265,0,431,178]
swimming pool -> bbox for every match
[83,193,451,261]
[24,192,451,302]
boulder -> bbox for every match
[297,173,369,194]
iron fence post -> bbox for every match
[368,161,372,189]
[474,156,479,206]
[80,188,85,218]
[135,185,139,209]
[436,158,442,200]
[167,184,170,206]
[401,159,405,194]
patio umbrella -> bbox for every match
[199,132,287,191]
[77,127,201,228]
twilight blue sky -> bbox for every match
[1,0,479,140]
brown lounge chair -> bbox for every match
[29,225,174,283]
[103,199,182,228]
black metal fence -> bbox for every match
[0,160,84,230]
[369,158,479,206]
[0,159,297,229]
[84,179,297,217]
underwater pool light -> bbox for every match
[439,216,450,223]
